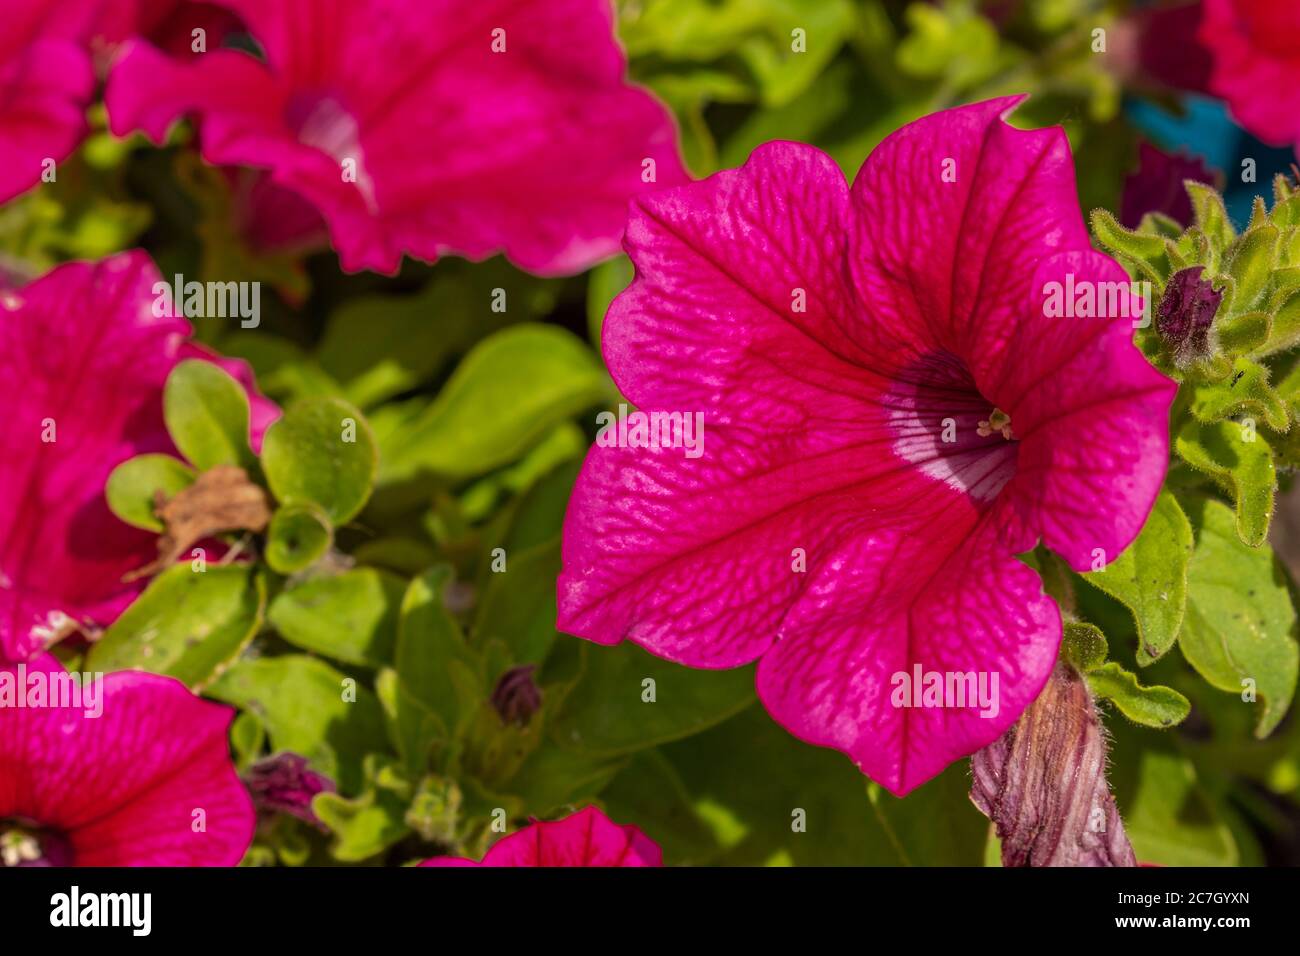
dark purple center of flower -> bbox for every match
[491,665,542,727]
[887,351,1019,504]
[0,818,74,867]
[1156,266,1221,366]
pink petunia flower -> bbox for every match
[105,0,689,276]
[0,250,276,664]
[0,654,254,866]
[0,0,101,204]
[421,806,661,867]
[1199,0,1300,149]
[557,97,1176,796]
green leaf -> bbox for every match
[105,453,195,531]
[393,567,474,770]
[473,539,561,666]
[228,711,265,773]
[1256,289,1300,357]
[163,359,255,470]
[1215,310,1271,354]
[1186,181,1236,253]
[260,396,377,525]
[1086,662,1190,728]
[1189,357,1289,431]
[86,564,264,691]
[1109,734,1238,866]
[1174,418,1276,546]
[546,639,755,757]
[1225,222,1279,312]
[659,706,970,865]
[1090,208,1168,271]
[313,757,411,862]
[267,568,406,667]
[208,655,389,794]
[1061,621,1107,673]
[1179,497,1298,737]
[264,503,332,574]
[380,324,607,483]
[1082,489,1192,663]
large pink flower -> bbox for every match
[0,654,254,866]
[0,251,276,663]
[0,0,101,204]
[558,98,1176,796]
[422,806,661,867]
[1199,0,1300,148]
[105,0,688,275]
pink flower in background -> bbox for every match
[0,654,254,866]
[1199,0,1300,149]
[92,0,243,62]
[422,806,661,867]
[0,0,100,204]
[1119,141,1217,229]
[0,251,276,663]
[558,97,1176,795]
[105,0,688,276]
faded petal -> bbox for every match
[971,661,1137,867]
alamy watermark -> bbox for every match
[1041,273,1151,328]
[890,664,1000,718]
[152,273,260,328]
[0,663,103,718]
[595,403,705,459]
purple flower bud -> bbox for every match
[1156,266,1222,366]
[491,665,542,727]
[245,752,336,828]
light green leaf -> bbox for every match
[1082,489,1192,664]
[208,655,389,794]
[1225,222,1279,312]
[1189,357,1288,431]
[163,359,254,470]
[264,503,332,574]
[1179,497,1298,737]
[268,568,406,667]
[260,397,377,525]
[105,453,196,531]
[86,564,264,691]
[380,324,607,483]
[1186,181,1236,253]
[1086,662,1190,728]
[1061,621,1107,673]
[1174,418,1276,546]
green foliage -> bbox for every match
[87,565,265,691]
[105,453,196,531]
[261,397,378,524]
[163,359,256,471]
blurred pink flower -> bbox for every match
[0,654,254,866]
[0,251,276,663]
[1119,141,1217,229]
[422,806,661,867]
[0,0,100,204]
[558,98,1176,795]
[1200,0,1300,148]
[105,0,688,275]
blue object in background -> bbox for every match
[1127,95,1296,227]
